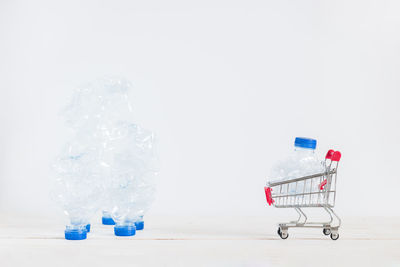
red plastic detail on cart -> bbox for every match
[332,151,341,162]
[264,187,274,206]
[319,179,327,190]
[325,149,335,159]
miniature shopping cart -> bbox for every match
[264,150,342,240]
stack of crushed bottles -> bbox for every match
[52,77,159,240]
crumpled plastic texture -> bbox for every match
[52,140,105,227]
[52,77,158,229]
[104,122,158,225]
[269,147,325,194]
[269,149,325,181]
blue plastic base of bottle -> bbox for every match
[102,217,116,225]
[135,221,144,230]
[85,224,91,233]
[65,228,87,240]
[114,225,136,236]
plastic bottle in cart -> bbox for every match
[269,137,325,194]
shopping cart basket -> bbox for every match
[264,149,342,240]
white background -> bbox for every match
[0,0,399,220]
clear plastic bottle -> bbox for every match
[52,143,104,240]
[105,122,158,236]
[110,182,140,236]
[61,76,133,131]
[269,137,324,194]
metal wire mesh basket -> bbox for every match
[265,149,342,240]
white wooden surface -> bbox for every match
[0,216,399,267]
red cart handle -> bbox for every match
[264,187,274,206]
[320,150,342,190]
[325,149,335,160]
[332,151,341,162]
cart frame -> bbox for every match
[265,149,342,240]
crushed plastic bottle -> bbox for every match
[103,122,158,236]
[52,141,104,240]
[269,137,325,194]
[61,77,133,131]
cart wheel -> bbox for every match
[323,228,331,236]
[330,233,339,240]
[277,228,281,236]
[280,231,289,239]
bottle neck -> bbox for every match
[294,146,315,155]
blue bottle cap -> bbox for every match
[65,228,87,240]
[114,225,136,236]
[135,220,144,230]
[294,137,317,149]
[102,216,116,225]
[85,224,91,233]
